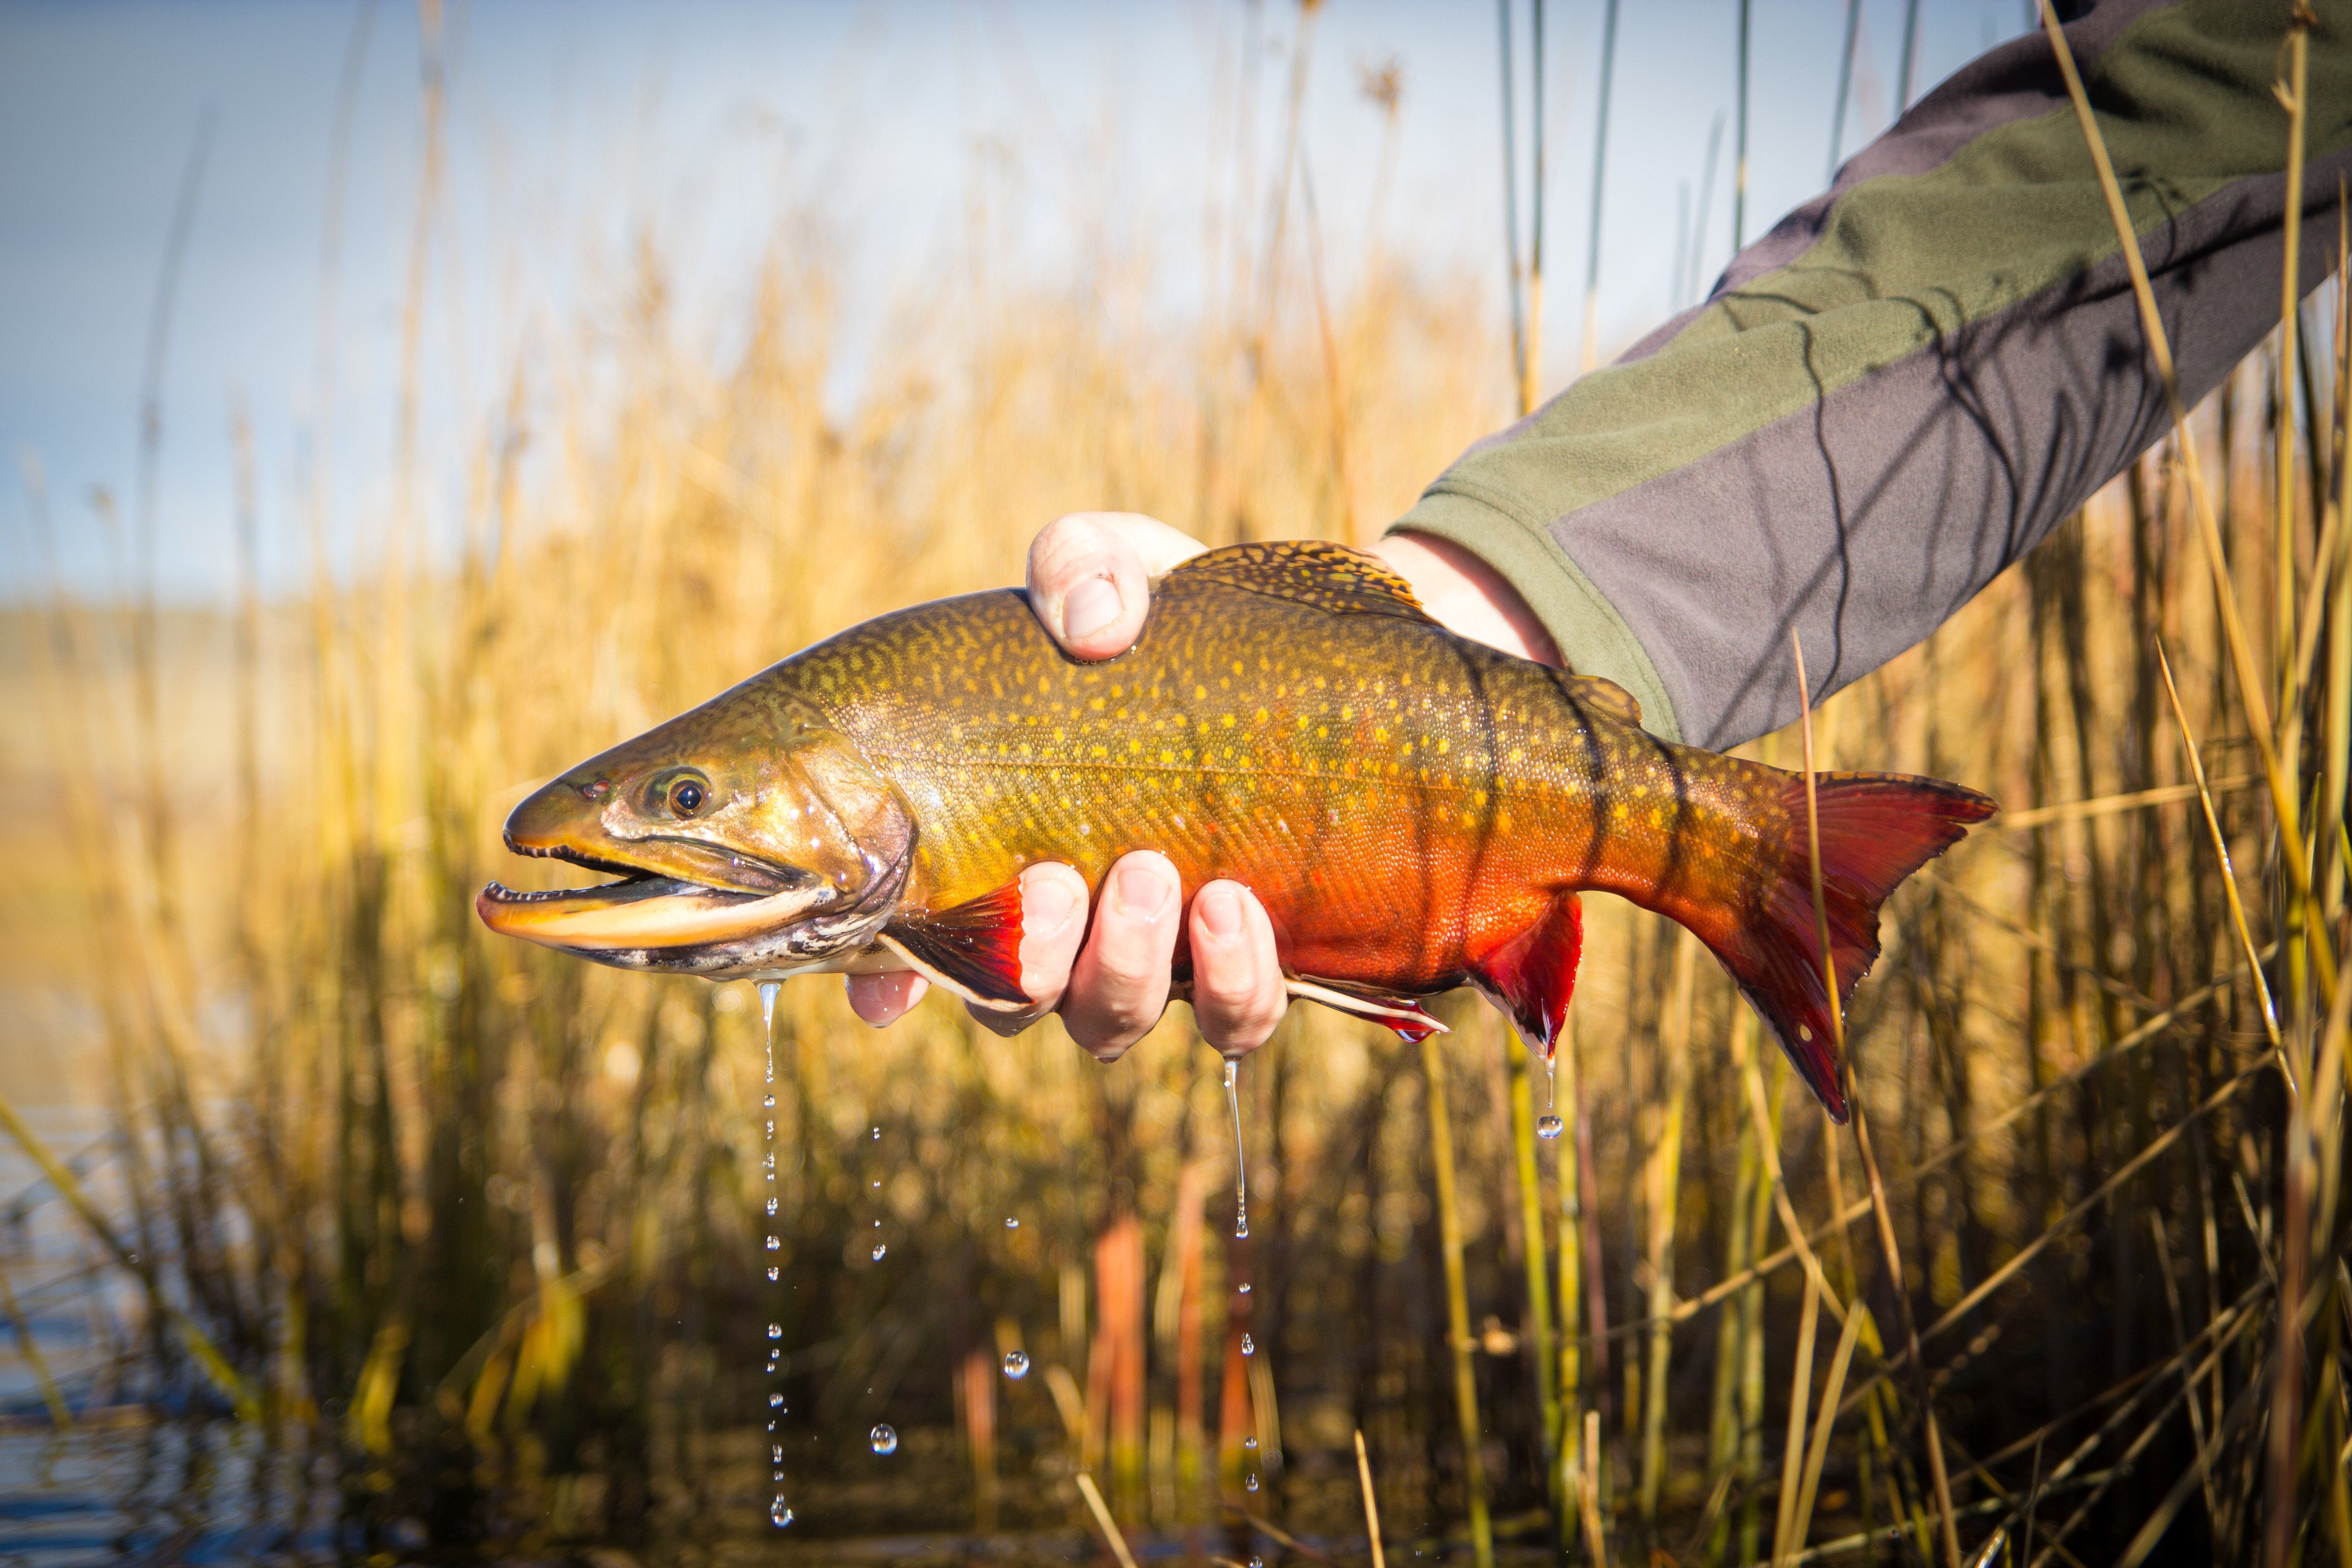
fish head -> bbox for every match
[478,690,913,976]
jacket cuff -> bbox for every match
[1387,486,1683,744]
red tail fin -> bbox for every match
[1713,772,1995,1122]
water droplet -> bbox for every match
[1005,1216,1019,1229]
[770,1497,795,1529]
[1245,1473,1260,1493]
[1240,1333,1254,1356]
[766,1197,778,1215]
[1235,1215,1250,1239]
[1250,1556,1265,1568]
[763,1094,775,1109]
[769,1392,784,1408]
[871,1126,881,1140]
[873,1218,882,1228]
[1544,1050,1557,1112]
[772,1445,785,1465]
[1243,1435,1257,1450]
[766,1235,781,1251]
[871,1244,887,1261]
[767,1323,783,1340]
[766,1266,780,1282]
[869,1424,898,1456]
[1003,1350,1030,1380]
[759,981,780,1035]
[1238,1282,1251,1294]
[1537,1114,1564,1141]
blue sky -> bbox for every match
[0,0,2033,603]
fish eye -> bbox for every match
[668,778,706,817]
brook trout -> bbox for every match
[479,541,1994,1119]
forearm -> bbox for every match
[1395,0,2352,749]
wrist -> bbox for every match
[1369,531,1563,667]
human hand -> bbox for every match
[845,511,1556,1058]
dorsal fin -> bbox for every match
[1564,674,1642,726]
[1162,541,1438,623]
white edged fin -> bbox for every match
[1284,977,1450,1034]
[876,933,1033,1015]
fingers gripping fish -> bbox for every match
[478,542,1995,1120]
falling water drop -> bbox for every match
[767,1323,783,1340]
[1544,1048,1557,1110]
[871,1244,887,1261]
[1537,1115,1565,1141]
[1003,1350,1030,1380]
[1250,1557,1265,1568]
[769,1392,784,1408]
[1243,1435,1257,1450]
[1240,1333,1254,1356]
[1238,1283,1251,1294]
[871,1126,881,1140]
[759,980,780,1037]
[1005,1216,1019,1230]
[869,1424,898,1456]
[1245,1473,1260,1493]
[770,1498,795,1529]
[766,1265,780,1282]
[1224,1057,1249,1240]
[766,1235,781,1252]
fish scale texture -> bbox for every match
[778,544,1992,1109]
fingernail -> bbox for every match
[1025,873,1079,939]
[1114,861,1171,918]
[1064,576,1121,641]
[1197,884,1242,939]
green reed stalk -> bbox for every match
[1422,1031,1494,1568]
[1580,0,1618,378]
[1637,932,1693,1522]
[1703,1010,1758,1568]
[1554,1013,1588,1556]
[1504,1027,1562,1545]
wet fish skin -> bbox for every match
[481,542,1996,1118]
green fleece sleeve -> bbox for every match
[1394,0,2352,749]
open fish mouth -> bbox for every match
[480,838,821,951]
[476,837,909,966]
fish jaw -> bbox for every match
[476,837,913,978]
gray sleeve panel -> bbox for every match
[1564,153,2352,751]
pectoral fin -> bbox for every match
[1468,893,1584,1056]
[884,882,1031,1009]
[1284,975,1450,1043]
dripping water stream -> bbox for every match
[759,981,794,1530]
[1223,1056,1248,1240]
[1538,1049,1564,1140]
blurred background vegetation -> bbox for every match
[4,1,2349,1564]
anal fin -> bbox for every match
[1285,975,1450,1043]
[1468,893,1584,1056]
[884,882,1030,1009]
